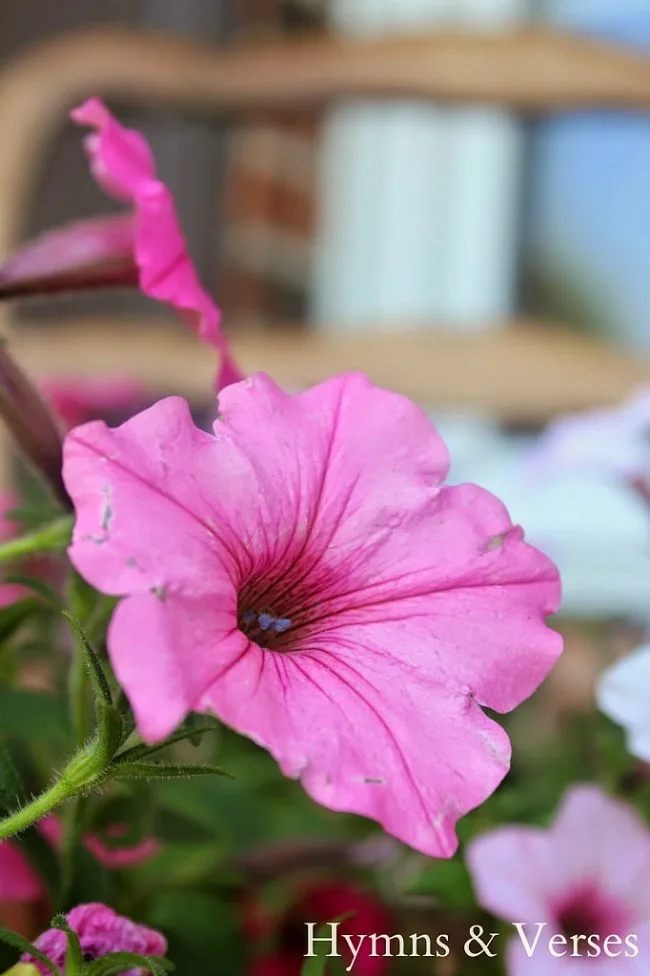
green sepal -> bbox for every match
[51,916,82,976]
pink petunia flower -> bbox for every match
[63,372,562,857]
[466,785,650,973]
[22,903,166,974]
[245,881,393,976]
[70,97,242,391]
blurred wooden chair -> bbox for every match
[1,24,650,430]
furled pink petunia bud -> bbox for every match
[64,372,562,858]
[70,98,242,391]
[22,903,166,975]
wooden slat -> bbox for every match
[2,25,650,261]
[7,317,650,423]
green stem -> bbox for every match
[0,775,72,841]
[0,516,72,564]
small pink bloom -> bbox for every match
[23,903,166,974]
[41,376,145,431]
[466,785,650,973]
[63,372,562,857]
[245,881,393,976]
[70,97,241,391]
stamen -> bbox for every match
[239,608,294,649]
[258,613,274,631]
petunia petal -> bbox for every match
[70,97,241,390]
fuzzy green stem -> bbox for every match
[0,775,73,841]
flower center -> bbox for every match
[238,606,294,650]
[556,886,625,942]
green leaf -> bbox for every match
[85,953,172,976]
[115,691,136,745]
[116,719,221,763]
[51,916,82,976]
[0,925,59,975]
[0,689,71,746]
[108,761,232,782]
[62,613,112,707]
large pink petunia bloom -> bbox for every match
[466,785,650,974]
[63,372,562,857]
[69,97,241,391]
[22,903,166,975]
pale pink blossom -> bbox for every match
[527,389,650,487]
[23,903,166,974]
[70,97,241,390]
[466,785,650,974]
[63,372,562,857]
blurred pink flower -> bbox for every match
[23,902,166,974]
[527,389,650,488]
[466,785,650,973]
[83,826,159,869]
[0,816,157,907]
[63,371,561,857]
[70,97,242,391]
[245,881,393,976]
[41,376,145,431]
